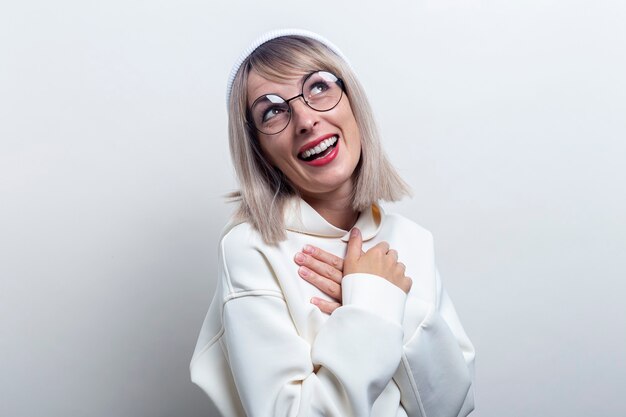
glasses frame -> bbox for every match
[247,70,346,136]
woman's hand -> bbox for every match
[344,228,412,294]
[294,244,345,314]
[295,228,411,314]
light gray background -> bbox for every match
[1,0,625,416]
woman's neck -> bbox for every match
[301,191,360,231]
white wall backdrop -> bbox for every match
[1,1,625,416]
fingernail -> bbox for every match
[294,252,305,263]
[303,245,314,254]
[298,266,309,277]
[310,297,319,305]
[351,227,360,237]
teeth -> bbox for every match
[300,136,338,159]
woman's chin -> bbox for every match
[295,176,355,198]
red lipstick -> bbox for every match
[302,138,340,167]
[298,134,338,154]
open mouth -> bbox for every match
[297,135,339,162]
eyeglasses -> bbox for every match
[248,70,345,135]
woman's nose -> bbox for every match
[290,99,319,134]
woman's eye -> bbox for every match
[263,106,285,122]
[309,82,329,96]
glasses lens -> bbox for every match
[303,71,343,111]
[251,94,291,134]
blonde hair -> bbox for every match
[227,36,410,244]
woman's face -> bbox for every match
[247,69,362,201]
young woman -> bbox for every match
[190,29,475,417]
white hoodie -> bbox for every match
[190,199,475,417]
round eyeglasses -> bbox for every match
[248,70,345,135]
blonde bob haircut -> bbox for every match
[228,35,410,245]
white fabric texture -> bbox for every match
[190,199,475,417]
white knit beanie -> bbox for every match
[225,28,350,106]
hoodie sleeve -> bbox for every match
[219,249,408,417]
[393,268,475,417]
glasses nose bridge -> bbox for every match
[285,93,307,110]
[286,93,317,129]
[287,93,318,119]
